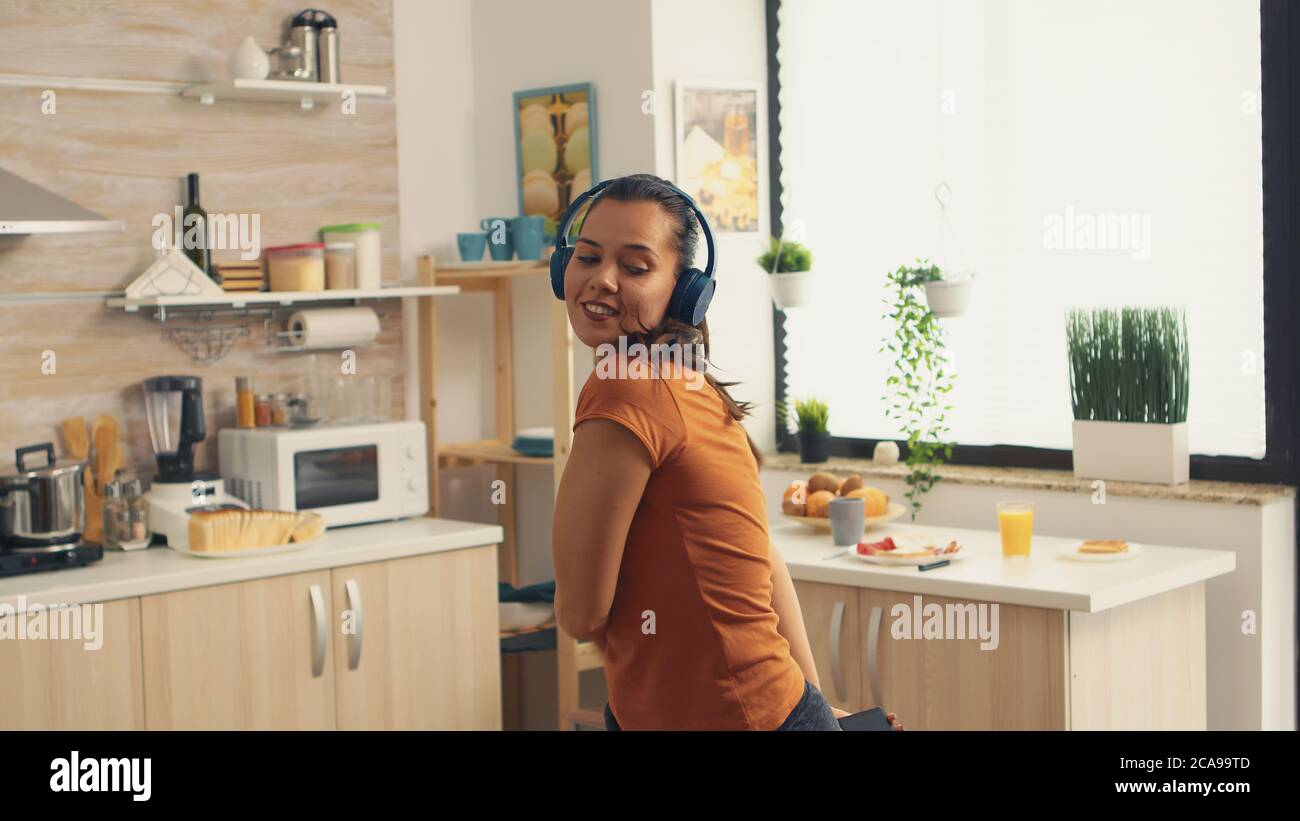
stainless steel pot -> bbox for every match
[0,443,85,547]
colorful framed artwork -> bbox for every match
[674,80,761,233]
[513,82,598,239]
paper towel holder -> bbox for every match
[263,315,380,353]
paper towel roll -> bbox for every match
[286,307,381,350]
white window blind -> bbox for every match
[776,0,1265,457]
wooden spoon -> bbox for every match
[60,418,89,460]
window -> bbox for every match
[772,0,1267,460]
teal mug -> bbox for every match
[480,217,514,261]
[457,232,486,261]
[510,215,546,260]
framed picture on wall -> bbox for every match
[513,82,598,240]
[674,80,761,234]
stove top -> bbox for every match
[0,543,103,578]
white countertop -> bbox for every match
[774,520,1235,613]
[0,516,504,611]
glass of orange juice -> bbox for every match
[997,501,1034,557]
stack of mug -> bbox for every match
[457,216,547,262]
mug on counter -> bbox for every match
[828,497,866,546]
[480,217,514,261]
[457,232,486,262]
[510,216,546,261]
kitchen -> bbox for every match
[0,0,1294,746]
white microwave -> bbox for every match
[218,420,429,527]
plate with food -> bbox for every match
[1058,539,1143,563]
[780,473,906,532]
[170,509,326,559]
[846,533,967,566]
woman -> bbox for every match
[551,173,898,731]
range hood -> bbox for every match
[0,168,126,235]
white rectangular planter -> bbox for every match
[1071,420,1189,485]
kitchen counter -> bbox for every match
[0,516,504,611]
[774,520,1235,612]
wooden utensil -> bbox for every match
[60,418,89,460]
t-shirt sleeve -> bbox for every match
[573,371,687,468]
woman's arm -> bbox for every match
[769,543,820,691]
[551,419,652,642]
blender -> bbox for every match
[141,376,246,548]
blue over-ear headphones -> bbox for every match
[549,178,717,326]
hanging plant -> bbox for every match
[880,259,955,519]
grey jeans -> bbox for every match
[603,680,842,731]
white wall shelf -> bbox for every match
[107,285,457,316]
[180,78,391,108]
[0,73,391,109]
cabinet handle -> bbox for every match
[309,584,326,678]
[829,600,846,703]
[345,578,363,670]
[866,605,883,706]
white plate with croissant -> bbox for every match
[1058,540,1143,562]
[171,509,326,558]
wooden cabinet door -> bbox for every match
[332,546,500,730]
[792,580,862,712]
[0,597,144,729]
[140,571,336,729]
[859,588,1068,730]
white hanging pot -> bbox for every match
[924,277,973,318]
[769,270,815,310]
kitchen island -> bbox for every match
[0,516,503,730]
[775,521,1235,730]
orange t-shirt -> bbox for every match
[571,355,806,730]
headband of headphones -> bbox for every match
[549,177,717,326]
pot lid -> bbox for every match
[0,443,85,485]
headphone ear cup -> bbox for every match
[550,246,574,299]
[668,268,716,326]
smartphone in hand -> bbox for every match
[837,707,893,731]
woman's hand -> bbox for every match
[832,707,851,719]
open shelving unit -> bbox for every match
[418,255,602,730]
[108,285,455,316]
[180,78,391,109]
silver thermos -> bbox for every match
[287,13,318,82]
[273,9,339,83]
[318,13,340,83]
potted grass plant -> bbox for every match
[792,397,831,463]
[1067,306,1189,484]
[758,237,814,310]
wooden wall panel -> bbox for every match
[0,0,405,473]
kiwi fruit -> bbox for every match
[807,472,841,495]
[838,474,865,496]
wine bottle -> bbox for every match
[182,172,211,278]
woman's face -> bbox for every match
[563,198,680,349]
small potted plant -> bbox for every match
[793,397,830,463]
[758,236,814,310]
[903,260,973,318]
[1067,306,1189,484]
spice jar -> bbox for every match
[125,477,149,547]
[271,393,289,426]
[254,394,273,427]
[102,480,129,550]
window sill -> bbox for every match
[762,451,1295,507]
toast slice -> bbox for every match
[1078,539,1129,554]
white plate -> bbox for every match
[167,537,317,559]
[1058,542,1143,562]
[844,532,969,566]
